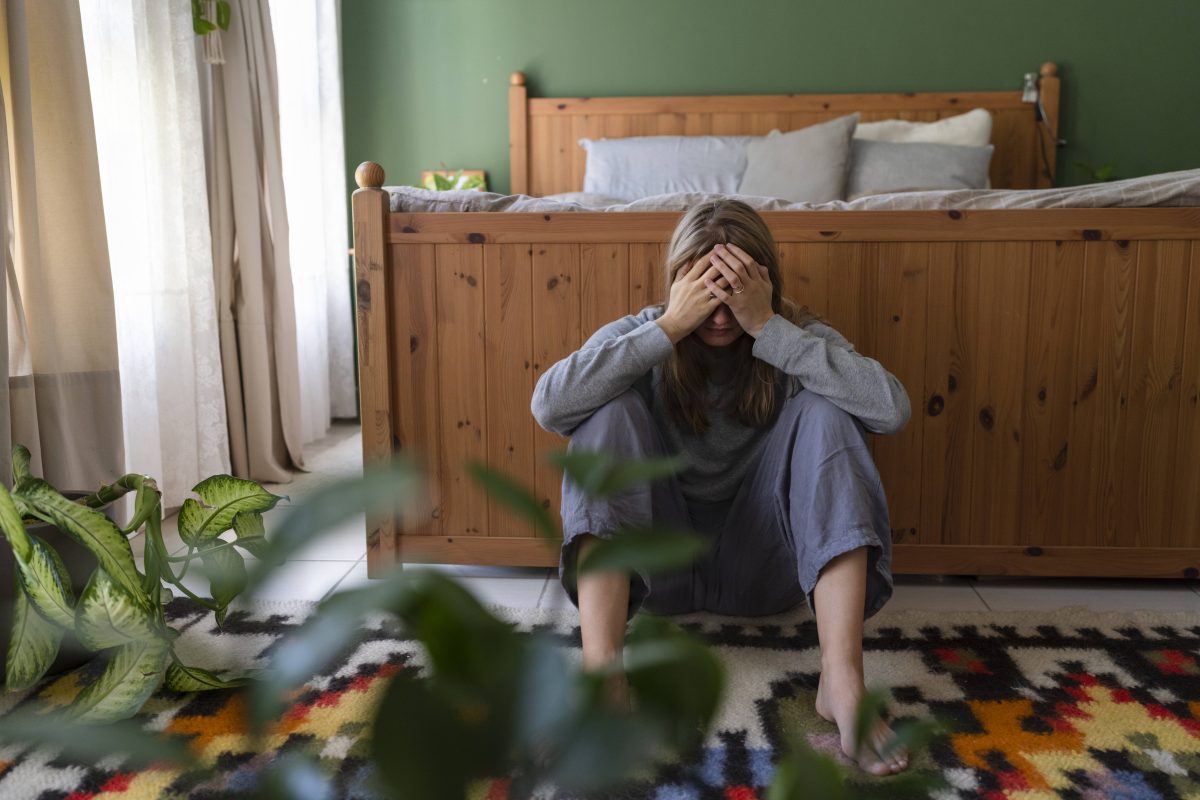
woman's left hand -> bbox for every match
[703,243,775,338]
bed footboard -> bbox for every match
[352,163,1200,580]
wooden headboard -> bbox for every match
[508,64,1060,196]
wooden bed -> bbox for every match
[353,64,1200,581]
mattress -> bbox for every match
[385,168,1200,214]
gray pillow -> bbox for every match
[736,113,859,203]
[846,139,995,200]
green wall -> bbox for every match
[342,0,1200,196]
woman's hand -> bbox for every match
[702,243,775,338]
[655,249,729,343]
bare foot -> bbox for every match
[814,670,908,776]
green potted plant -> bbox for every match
[0,444,280,720]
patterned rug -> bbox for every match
[1,598,1199,799]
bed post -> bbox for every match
[509,71,529,195]
[352,161,397,576]
[1036,62,1060,188]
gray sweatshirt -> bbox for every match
[530,305,911,502]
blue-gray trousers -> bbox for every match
[558,388,894,624]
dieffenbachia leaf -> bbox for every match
[5,573,65,690]
[232,511,269,558]
[75,568,160,650]
[15,478,142,602]
[178,475,283,546]
[11,444,32,484]
[15,534,77,628]
[66,638,169,722]
[164,662,248,692]
[199,542,247,625]
[577,525,707,577]
[0,708,194,768]
[0,481,33,561]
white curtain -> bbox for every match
[79,0,231,507]
[269,0,356,441]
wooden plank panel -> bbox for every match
[711,113,742,135]
[1066,240,1136,547]
[784,112,819,131]
[631,115,658,136]
[990,107,1036,190]
[483,244,535,539]
[390,244,442,537]
[1116,241,1190,546]
[921,243,975,546]
[778,243,829,317]
[1020,241,1084,546]
[435,245,490,537]
[532,244,581,525]
[581,243,629,344]
[571,115,607,192]
[1173,243,1200,551]
[967,242,1031,545]
[629,243,664,313]
[683,113,711,135]
[528,114,552,196]
[872,243,929,545]
[655,112,686,135]
[531,91,1033,116]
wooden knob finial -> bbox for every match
[355,161,384,189]
[510,71,526,86]
[1040,62,1058,78]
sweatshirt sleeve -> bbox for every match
[531,308,675,437]
[751,314,911,435]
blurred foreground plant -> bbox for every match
[0,446,948,798]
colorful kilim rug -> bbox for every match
[1,598,1199,799]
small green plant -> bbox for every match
[421,169,487,191]
[0,444,281,721]
[1075,160,1118,182]
[191,0,231,35]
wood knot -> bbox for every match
[818,230,838,237]
[402,225,417,233]
[891,314,900,322]
[541,499,551,509]
[409,335,418,353]
[1037,387,1047,404]
[947,374,958,393]
[1184,567,1199,579]
[947,209,962,220]
[556,103,566,110]
[1116,239,1130,249]
[543,214,551,221]
[547,277,559,290]
[926,394,944,417]
[1052,442,1068,471]
[1082,229,1101,241]
[466,275,477,287]
[1025,546,1044,557]
[978,406,995,430]
[467,232,486,244]
[356,278,371,307]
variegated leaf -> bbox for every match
[178,476,282,546]
[199,543,246,625]
[16,535,77,628]
[232,512,269,558]
[16,478,141,601]
[11,444,32,484]
[4,575,65,690]
[0,481,32,561]
[164,662,247,692]
[67,639,169,722]
[75,568,160,650]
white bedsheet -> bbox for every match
[385,168,1200,213]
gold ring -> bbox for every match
[733,285,744,294]
[707,292,716,300]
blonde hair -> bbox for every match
[655,199,822,435]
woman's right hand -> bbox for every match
[655,248,729,344]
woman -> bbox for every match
[530,199,911,775]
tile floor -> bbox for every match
[141,423,1200,613]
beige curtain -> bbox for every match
[201,0,305,482]
[1,0,124,490]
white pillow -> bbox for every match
[579,135,755,200]
[737,113,860,203]
[854,108,992,146]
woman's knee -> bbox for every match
[780,390,867,441]
[570,389,657,451]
